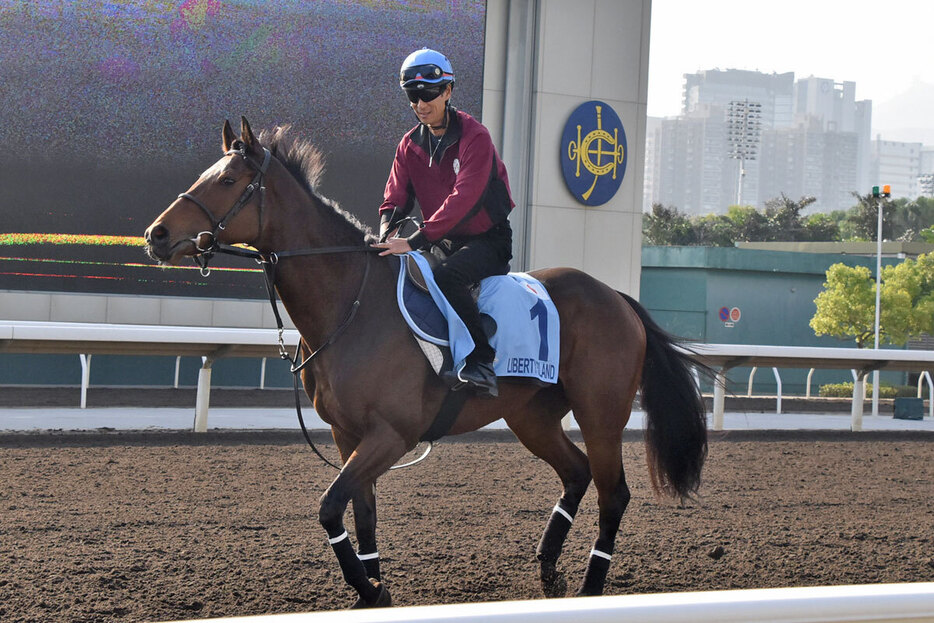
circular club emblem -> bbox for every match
[561,100,627,206]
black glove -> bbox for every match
[379,211,396,243]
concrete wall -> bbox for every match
[0,291,293,329]
[484,0,649,296]
[641,246,909,395]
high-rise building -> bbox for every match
[794,77,872,193]
[683,69,794,127]
[645,69,872,214]
[873,138,924,199]
[759,117,858,211]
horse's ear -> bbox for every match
[241,116,259,153]
[222,120,236,153]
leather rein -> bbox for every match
[174,144,388,470]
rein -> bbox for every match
[211,240,379,471]
[175,145,432,471]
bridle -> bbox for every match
[172,142,430,470]
[177,144,271,275]
[174,143,377,361]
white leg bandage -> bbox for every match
[590,548,612,561]
[553,504,574,523]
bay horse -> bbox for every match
[144,117,707,608]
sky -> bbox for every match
[647,0,934,144]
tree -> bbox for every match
[914,252,934,328]
[642,194,928,247]
[802,212,840,241]
[810,253,934,347]
[846,192,896,241]
[810,264,877,347]
[725,205,768,241]
[892,196,934,242]
[643,204,696,245]
[693,213,735,247]
[762,194,816,241]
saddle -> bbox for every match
[403,249,440,293]
[403,243,484,313]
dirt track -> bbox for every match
[0,429,931,622]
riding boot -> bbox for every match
[458,355,498,398]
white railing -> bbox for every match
[688,343,934,431]
[3,321,933,432]
[153,582,934,623]
[0,320,300,432]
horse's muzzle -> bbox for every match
[144,223,177,263]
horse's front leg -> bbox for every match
[332,427,381,582]
[318,422,407,608]
[351,485,380,581]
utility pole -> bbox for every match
[870,183,891,416]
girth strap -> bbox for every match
[420,388,469,442]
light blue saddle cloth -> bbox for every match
[397,251,560,384]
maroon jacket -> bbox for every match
[379,108,514,250]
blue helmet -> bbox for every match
[399,48,455,90]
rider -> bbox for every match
[371,47,514,398]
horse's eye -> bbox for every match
[221,177,236,186]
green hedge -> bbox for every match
[818,382,917,398]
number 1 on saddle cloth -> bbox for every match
[396,251,560,386]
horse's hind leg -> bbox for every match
[506,405,591,598]
[575,408,632,596]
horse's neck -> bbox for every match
[273,251,373,349]
[261,189,380,351]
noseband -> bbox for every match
[177,145,271,274]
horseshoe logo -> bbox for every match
[560,101,627,206]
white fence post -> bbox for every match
[712,369,727,431]
[772,367,782,414]
[78,353,92,409]
[919,371,933,419]
[194,356,214,433]
[850,369,864,431]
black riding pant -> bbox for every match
[432,221,512,365]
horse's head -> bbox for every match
[145,116,269,265]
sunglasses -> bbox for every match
[405,85,447,104]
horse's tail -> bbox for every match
[618,291,708,500]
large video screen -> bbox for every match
[0,1,486,299]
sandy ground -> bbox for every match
[0,428,931,622]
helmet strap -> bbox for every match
[434,104,450,131]
[411,100,450,133]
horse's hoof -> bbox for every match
[575,587,603,597]
[540,562,567,598]
[350,580,392,609]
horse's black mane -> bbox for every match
[256,126,375,243]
